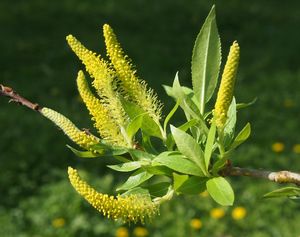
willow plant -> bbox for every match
[1,5,300,224]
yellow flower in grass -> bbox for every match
[214,41,240,128]
[199,190,209,197]
[77,70,128,146]
[283,98,295,108]
[103,24,161,122]
[190,218,203,230]
[68,167,159,223]
[272,142,285,153]
[52,218,65,228]
[133,227,149,237]
[232,206,247,220]
[210,208,225,219]
[115,227,129,237]
[293,144,300,154]
[40,107,99,149]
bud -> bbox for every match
[41,107,99,149]
[214,41,240,128]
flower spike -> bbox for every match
[103,24,162,122]
[66,35,127,131]
[76,71,127,146]
[68,167,159,223]
[41,107,99,149]
[214,41,240,128]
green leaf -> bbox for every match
[121,187,151,198]
[206,177,234,206]
[141,133,158,154]
[126,114,144,140]
[211,157,227,176]
[67,145,100,158]
[163,100,180,132]
[147,182,170,197]
[117,169,153,191]
[90,143,128,156]
[191,5,221,114]
[204,122,216,170]
[153,152,205,176]
[229,123,251,150]
[165,119,199,150]
[169,74,201,120]
[178,118,199,131]
[263,187,300,199]
[173,173,189,191]
[144,166,173,176]
[224,98,237,138]
[174,174,208,195]
[171,126,208,176]
[107,161,142,172]
[121,98,162,139]
[236,97,257,110]
[129,149,155,161]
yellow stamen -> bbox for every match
[76,71,127,146]
[103,24,161,122]
[66,35,127,129]
[68,167,159,223]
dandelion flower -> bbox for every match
[115,227,129,237]
[293,144,300,154]
[190,218,203,230]
[133,227,149,237]
[232,206,247,220]
[272,142,285,153]
[52,218,65,228]
[210,208,225,219]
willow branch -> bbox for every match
[0,84,41,111]
[1,84,300,186]
[222,166,300,186]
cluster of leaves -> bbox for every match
[69,6,252,207]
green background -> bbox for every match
[0,0,300,236]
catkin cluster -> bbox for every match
[68,167,158,223]
[103,24,162,123]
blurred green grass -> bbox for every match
[1,0,300,236]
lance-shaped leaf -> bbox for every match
[191,5,221,114]
[117,169,154,191]
[170,126,208,176]
[153,151,205,177]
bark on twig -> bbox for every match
[0,84,41,111]
[222,166,300,186]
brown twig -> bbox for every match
[222,166,300,186]
[0,84,41,111]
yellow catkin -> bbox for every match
[40,107,99,149]
[68,167,158,223]
[214,41,240,128]
[77,71,127,146]
[66,35,127,130]
[103,24,161,122]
